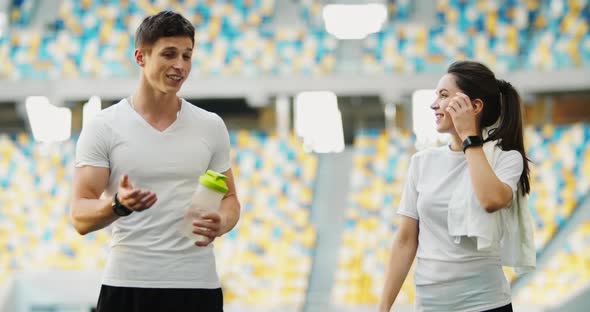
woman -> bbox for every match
[379,60,531,312]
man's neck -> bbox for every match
[132,81,181,119]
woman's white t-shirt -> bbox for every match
[397,145,523,312]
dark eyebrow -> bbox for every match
[437,88,449,94]
[161,47,193,52]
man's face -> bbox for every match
[136,36,193,94]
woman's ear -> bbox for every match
[473,98,484,115]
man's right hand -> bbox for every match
[117,174,158,212]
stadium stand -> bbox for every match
[0,130,318,310]
[332,128,416,305]
[2,0,590,311]
[4,0,589,80]
[516,221,590,305]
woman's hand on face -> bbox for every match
[446,92,479,140]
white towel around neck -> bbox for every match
[447,140,536,273]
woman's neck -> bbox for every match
[448,133,463,152]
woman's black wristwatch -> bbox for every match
[462,136,483,153]
[112,192,133,217]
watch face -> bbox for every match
[463,136,483,152]
[114,204,132,216]
[469,136,483,144]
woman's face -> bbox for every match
[431,74,462,134]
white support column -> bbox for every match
[384,100,397,134]
[0,0,8,36]
[275,95,290,140]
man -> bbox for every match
[70,11,240,311]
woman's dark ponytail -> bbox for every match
[447,61,531,195]
[488,79,531,195]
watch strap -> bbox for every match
[462,136,483,153]
[112,192,133,216]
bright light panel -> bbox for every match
[26,96,71,143]
[294,91,345,153]
[323,4,387,40]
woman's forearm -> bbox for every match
[464,146,513,212]
[379,233,418,312]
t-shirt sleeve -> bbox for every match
[208,114,231,173]
[397,154,419,220]
[494,150,524,193]
[75,116,110,168]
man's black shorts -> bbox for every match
[96,284,223,312]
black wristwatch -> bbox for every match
[462,136,483,153]
[112,192,133,217]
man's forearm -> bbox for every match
[70,198,118,235]
[218,195,240,235]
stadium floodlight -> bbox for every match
[322,4,387,40]
[25,96,71,143]
[82,96,102,130]
[412,89,450,150]
[295,91,345,153]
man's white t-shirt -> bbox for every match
[75,98,231,288]
[397,145,523,312]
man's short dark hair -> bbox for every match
[135,11,195,48]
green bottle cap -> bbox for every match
[199,170,228,194]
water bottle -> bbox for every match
[180,170,228,243]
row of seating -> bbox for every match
[5,0,339,79]
[216,130,318,308]
[3,0,589,79]
[526,124,590,250]
[516,221,590,304]
[363,0,590,73]
[332,128,417,305]
[0,133,111,286]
